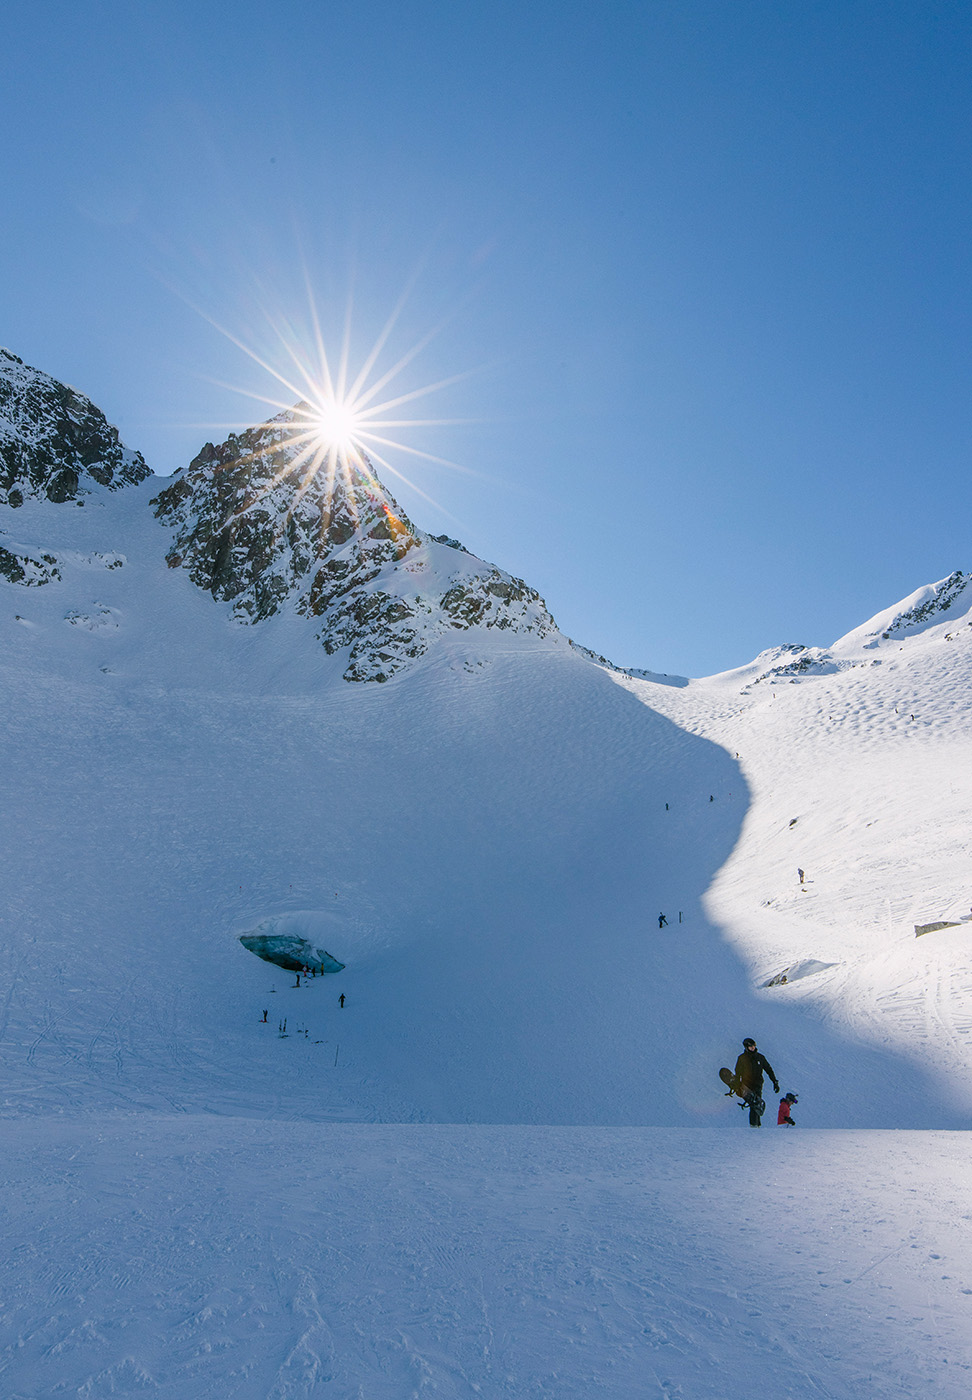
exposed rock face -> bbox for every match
[872,571,971,639]
[153,408,559,681]
[0,348,151,505]
[0,543,60,586]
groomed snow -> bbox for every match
[3,1118,971,1399]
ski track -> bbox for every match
[0,1119,970,1399]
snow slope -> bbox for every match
[4,1118,972,1400]
[3,351,972,1398]
[3,478,959,1132]
[617,571,972,1116]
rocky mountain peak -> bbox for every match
[153,406,559,681]
[0,348,151,506]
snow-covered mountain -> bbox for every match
[153,410,557,682]
[0,346,150,506]
[1,344,969,1128]
[4,348,972,1398]
[616,570,972,1117]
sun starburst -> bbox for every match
[190,278,483,537]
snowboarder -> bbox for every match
[734,1038,780,1127]
[339,993,346,1008]
[658,913,668,928]
[778,1091,798,1126]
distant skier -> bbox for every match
[658,913,668,929]
[262,1009,268,1023]
[734,1038,780,1127]
[798,868,805,885]
[778,1092,798,1126]
[294,973,301,987]
[339,992,346,1008]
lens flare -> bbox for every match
[187,276,484,537]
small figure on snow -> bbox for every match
[778,1091,798,1126]
[658,913,668,929]
[734,1038,780,1127]
[294,973,301,987]
[798,868,805,885]
[339,992,346,1008]
[262,1009,268,1023]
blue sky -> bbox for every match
[2,1,970,674]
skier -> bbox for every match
[798,868,805,885]
[778,1091,798,1126]
[339,992,346,1008]
[262,1009,268,1023]
[658,913,668,928]
[734,1038,780,1127]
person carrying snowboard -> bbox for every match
[734,1037,780,1127]
[778,1091,798,1126]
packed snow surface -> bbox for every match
[3,1118,971,1400]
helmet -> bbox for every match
[784,1092,798,1103]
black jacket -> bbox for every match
[734,1049,779,1095]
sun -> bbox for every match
[307,394,364,460]
[196,279,478,526]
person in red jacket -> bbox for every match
[778,1091,798,1125]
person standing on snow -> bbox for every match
[734,1038,780,1127]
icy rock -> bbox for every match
[0,543,60,585]
[240,934,345,973]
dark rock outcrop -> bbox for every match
[153,407,558,681]
[0,348,151,505]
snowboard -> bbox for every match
[719,1067,765,1118]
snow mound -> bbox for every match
[763,959,837,987]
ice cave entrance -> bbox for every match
[239,912,346,974]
